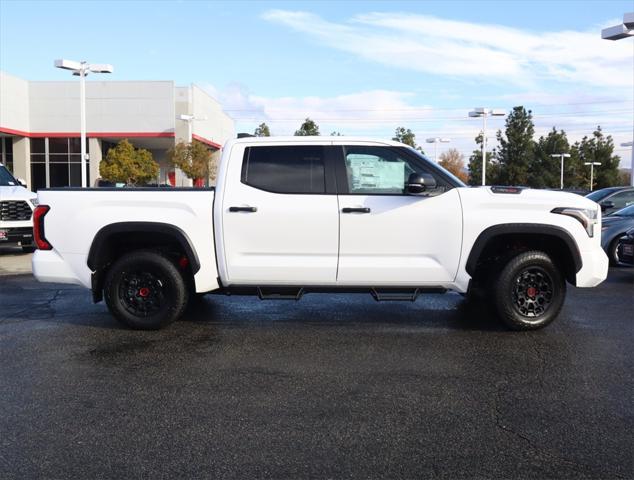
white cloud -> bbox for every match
[262,10,634,90]
[202,83,434,136]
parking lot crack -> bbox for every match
[493,375,626,479]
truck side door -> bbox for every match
[220,143,340,285]
[335,144,463,285]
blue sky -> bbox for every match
[1,0,633,165]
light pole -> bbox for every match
[425,137,450,162]
[621,142,633,187]
[602,13,633,187]
[584,162,601,191]
[468,108,505,185]
[54,59,113,188]
[550,153,571,190]
[178,114,208,143]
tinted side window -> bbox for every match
[242,146,326,194]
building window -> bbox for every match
[30,137,89,191]
[1,137,14,173]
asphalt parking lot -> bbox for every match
[0,250,632,479]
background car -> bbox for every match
[0,163,37,252]
[601,204,634,265]
[586,186,634,215]
[616,228,634,267]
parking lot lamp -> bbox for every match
[178,114,208,143]
[425,137,450,162]
[602,13,633,187]
[468,108,505,185]
[54,59,113,188]
[584,162,601,191]
[550,153,571,190]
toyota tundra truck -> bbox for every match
[0,163,37,252]
[31,137,608,330]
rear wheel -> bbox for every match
[493,250,566,331]
[104,251,188,330]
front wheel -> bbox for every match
[104,251,189,330]
[493,250,566,331]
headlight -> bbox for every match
[551,207,598,237]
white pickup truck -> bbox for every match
[0,163,37,252]
[32,137,608,330]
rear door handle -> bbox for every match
[229,206,257,213]
[341,207,371,214]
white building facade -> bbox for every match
[0,71,235,190]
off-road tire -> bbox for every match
[104,250,188,330]
[493,250,566,331]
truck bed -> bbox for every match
[33,188,219,293]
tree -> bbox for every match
[254,122,271,137]
[99,139,158,185]
[467,133,500,186]
[167,140,215,184]
[570,127,621,190]
[495,106,535,186]
[438,148,468,183]
[294,118,320,136]
[392,127,424,152]
[330,131,343,136]
[531,128,569,189]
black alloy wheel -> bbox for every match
[494,250,566,331]
[104,251,188,330]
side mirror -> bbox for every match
[600,200,614,211]
[406,173,436,195]
[17,178,27,188]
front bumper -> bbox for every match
[575,245,609,287]
[0,227,34,245]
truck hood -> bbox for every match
[459,187,599,212]
[0,185,38,202]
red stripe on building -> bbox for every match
[192,134,222,149]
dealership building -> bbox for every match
[0,71,235,190]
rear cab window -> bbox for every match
[241,146,327,194]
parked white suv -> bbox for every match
[32,137,608,330]
[0,163,37,252]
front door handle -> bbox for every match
[229,206,257,213]
[341,207,371,214]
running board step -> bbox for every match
[371,288,420,302]
[370,287,447,302]
[257,287,304,301]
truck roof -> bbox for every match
[230,136,408,148]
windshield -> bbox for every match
[0,165,18,187]
[610,204,634,217]
[586,188,619,202]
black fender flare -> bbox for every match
[465,223,582,276]
[87,222,201,273]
